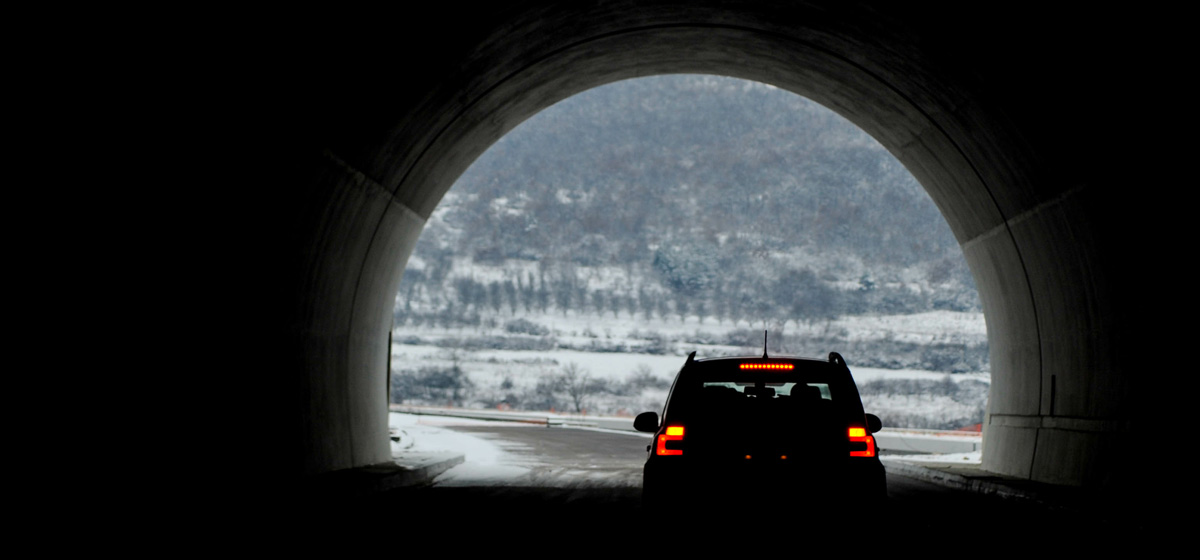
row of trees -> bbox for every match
[390,361,670,414]
[395,265,971,329]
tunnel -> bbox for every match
[226,1,1159,508]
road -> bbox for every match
[339,423,1148,549]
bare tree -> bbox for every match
[560,362,593,413]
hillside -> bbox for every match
[398,74,980,331]
[389,75,990,430]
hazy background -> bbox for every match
[390,75,988,430]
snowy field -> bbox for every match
[398,309,986,350]
[393,309,987,379]
[392,310,989,428]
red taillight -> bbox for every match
[739,363,794,370]
[657,425,684,456]
[849,427,875,457]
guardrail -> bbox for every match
[874,429,981,454]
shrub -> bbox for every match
[504,318,550,336]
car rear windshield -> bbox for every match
[698,381,832,399]
[664,361,863,422]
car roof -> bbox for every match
[683,354,852,378]
[691,354,849,371]
[694,354,834,364]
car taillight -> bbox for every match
[657,425,684,456]
[848,427,875,457]
[739,363,794,370]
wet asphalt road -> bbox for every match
[315,424,1151,550]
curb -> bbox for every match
[308,452,465,497]
[880,458,1145,528]
[881,459,1037,502]
[385,452,467,490]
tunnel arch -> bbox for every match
[265,2,1149,495]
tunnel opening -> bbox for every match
[256,5,1155,524]
[389,74,990,450]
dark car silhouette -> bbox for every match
[634,351,886,514]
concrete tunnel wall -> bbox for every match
[257,2,1156,492]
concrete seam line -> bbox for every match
[322,149,394,201]
[960,184,1088,253]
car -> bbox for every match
[633,350,886,516]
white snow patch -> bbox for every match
[884,450,982,465]
[390,412,531,484]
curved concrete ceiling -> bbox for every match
[231,2,1156,502]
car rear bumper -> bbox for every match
[643,457,886,510]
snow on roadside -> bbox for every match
[390,412,531,485]
[883,450,982,465]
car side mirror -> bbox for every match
[634,411,660,433]
[865,413,882,433]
